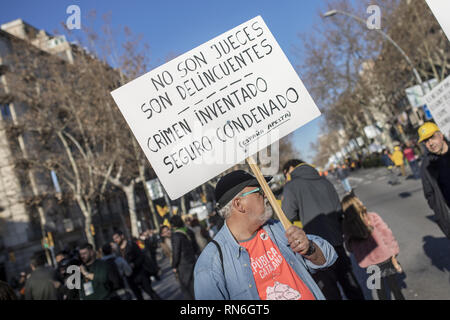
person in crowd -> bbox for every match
[391,146,406,177]
[101,243,133,300]
[281,159,365,300]
[55,250,69,265]
[0,281,18,300]
[141,229,161,280]
[12,271,27,300]
[418,122,450,238]
[194,170,337,300]
[381,149,400,185]
[102,243,132,280]
[24,252,59,300]
[402,141,420,179]
[56,256,80,300]
[189,217,211,252]
[112,230,161,300]
[78,242,122,300]
[159,225,173,264]
[147,230,160,263]
[336,164,352,193]
[207,211,224,238]
[341,194,405,300]
[169,215,199,300]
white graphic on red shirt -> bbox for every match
[266,281,301,300]
[250,247,283,279]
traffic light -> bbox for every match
[41,237,49,249]
[47,232,54,247]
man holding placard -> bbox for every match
[111,15,330,299]
[193,170,337,300]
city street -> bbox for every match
[151,167,450,300]
[330,167,450,300]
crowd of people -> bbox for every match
[0,122,448,301]
[1,211,224,301]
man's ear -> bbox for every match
[232,197,245,214]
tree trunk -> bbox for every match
[142,181,160,231]
[137,165,160,232]
[76,196,96,249]
[93,197,105,247]
[123,184,140,238]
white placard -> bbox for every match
[424,75,450,140]
[426,0,450,42]
[111,16,321,199]
[405,78,438,108]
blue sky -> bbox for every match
[0,0,331,162]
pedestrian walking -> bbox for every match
[101,243,133,300]
[403,141,420,179]
[341,194,405,300]
[418,122,450,238]
[381,149,400,185]
[281,159,365,300]
[78,242,123,300]
[169,215,199,300]
[391,146,406,177]
[194,170,337,300]
[24,252,59,300]
[143,230,159,264]
[141,230,161,280]
[336,164,352,193]
[112,230,162,300]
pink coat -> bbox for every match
[347,212,400,268]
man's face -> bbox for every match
[238,186,272,226]
[55,254,65,264]
[113,234,123,246]
[424,132,447,155]
[160,227,171,238]
[79,248,94,265]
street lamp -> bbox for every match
[322,9,429,93]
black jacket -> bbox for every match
[122,241,145,278]
[24,266,58,300]
[171,228,198,288]
[421,151,450,238]
[282,165,344,246]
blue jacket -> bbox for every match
[194,219,337,300]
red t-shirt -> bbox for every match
[240,229,316,300]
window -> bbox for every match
[0,103,11,120]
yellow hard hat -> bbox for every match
[418,122,440,143]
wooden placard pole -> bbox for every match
[246,156,292,230]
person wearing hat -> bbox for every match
[418,122,450,238]
[391,146,406,177]
[193,170,337,300]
